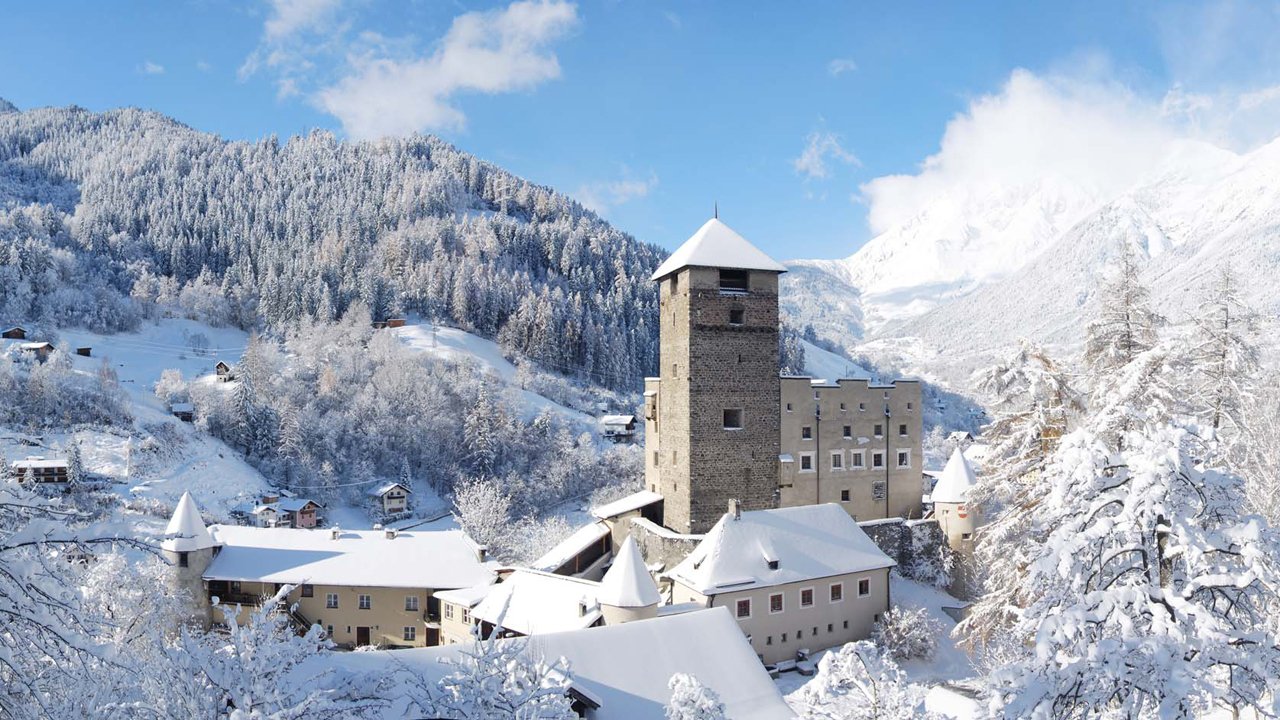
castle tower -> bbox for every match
[645,218,787,534]
[597,536,660,624]
[931,447,979,552]
[161,491,219,629]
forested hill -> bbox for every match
[0,100,662,389]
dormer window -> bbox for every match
[719,269,749,293]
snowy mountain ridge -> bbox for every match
[786,136,1280,385]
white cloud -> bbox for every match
[794,130,859,181]
[316,0,579,138]
[239,0,349,88]
[827,58,857,77]
[263,0,345,41]
[140,61,165,75]
[196,60,213,72]
[576,171,658,215]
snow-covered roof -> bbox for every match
[472,569,603,635]
[931,447,977,504]
[433,582,495,609]
[320,608,793,720]
[668,504,896,595]
[11,456,67,469]
[650,218,788,281]
[274,497,321,512]
[531,521,611,572]
[203,525,494,589]
[590,490,663,520]
[600,414,635,425]
[162,491,216,553]
[19,342,52,350]
[597,536,659,608]
[367,482,411,498]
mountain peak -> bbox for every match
[0,97,17,114]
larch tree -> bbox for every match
[1083,245,1163,394]
[1183,266,1262,450]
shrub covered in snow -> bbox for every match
[665,673,726,720]
[873,607,941,662]
[788,641,937,720]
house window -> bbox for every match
[796,629,803,639]
[729,307,745,325]
[801,426,812,440]
[767,636,773,646]
[736,598,752,618]
[723,409,743,430]
[462,609,471,623]
[178,552,189,568]
[873,424,883,437]
[769,593,784,614]
[872,451,884,468]
[799,453,814,472]
[301,584,314,598]
[405,595,419,612]
[719,269,749,292]
[839,402,846,411]
[782,633,788,642]
[785,402,793,412]
[830,452,843,470]
[445,604,454,620]
[842,425,852,439]
[898,424,908,437]
[897,450,911,468]
[830,583,843,602]
[907,402,914,411]
[359,594,372,610]
[858,402,866,411]
[828,623,834,633]
[843,620,849,629]
[840,489,850,502]
[230,581,241,594]
[403,626,416,642]
[326,593,338,609]
[858,579,871,597]
[851,451,865,468]
[800,588,814,607]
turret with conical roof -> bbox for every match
[931,448,980,554]
[598,536,660,624]
[162,491,219,629]
[644,218,787,534]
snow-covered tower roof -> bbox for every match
[650,218,788,281]
[931,448,977,504]
[161,491,216,552]
[597,536,660,608]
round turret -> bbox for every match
[597,536,660,625]
[931,448,980,552]
[162,491,219,628]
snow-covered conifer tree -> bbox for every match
[1083,245,1163,389]
[665,673,726,720]
[1183,266,1261,444]
[405,631,576,719]
[789,641,936,720]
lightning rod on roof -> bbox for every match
[714,201,718,219]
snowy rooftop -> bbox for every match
[162,491,216,553]
[650,218,787,281]
[590,490,663,520]
[203,525,494,589]
[599,414,635,425]
[472,569,603,635]
[596,536,660,608]
[11,456,67,469]
[531,520,611,571]
[321,608,793,720]
[931,448,977,504]
[367,482,411,498]
[433,582,495,609]
[669,504,896,594]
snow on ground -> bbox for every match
[778,574,978,716]
[391,321,598,427]
[800,339,871,381]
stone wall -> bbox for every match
[625,517,702,573]
[857,517,947,573]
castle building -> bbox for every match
[643,219,923,534]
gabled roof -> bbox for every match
[320,608,794,720]
[368,482,411,498]
[532,520,612,572]
[472,569,603,635]
[162,491,216,553]
[203,525,494,589]
[275,497,321,512]
[597,536,659,608]
[169,402,194,413]
[600,414,635,425]
[650,218,787,281]
[931,447,977,504]
[668,504,895,595]
[590,490,663,520]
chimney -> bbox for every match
[330,527,341,540]
[373,523,383,531]
[476,545,488,563]
[385,527,397,540]
[728,499,741,521]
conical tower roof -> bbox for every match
[650,218,787,281]
[598,536,660,608]
[161,491,216,552]
[931,448,977,504]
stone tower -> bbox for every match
[161,491,219,629]
[931,448,981,597]
[645,218,786,534]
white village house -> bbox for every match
[667,502,896,665]
[368,481,411,517]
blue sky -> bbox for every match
[3,1,1280,259]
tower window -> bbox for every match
[899,424,908,437]
[723,409,743,430]
[719,269,749,293]
[178,552,189,568]
[729,307,745,325]
[839,402,846,411]
[801,426,812,440]
[671,275,679,292]
[858,403,866,411]
[840,489,850,502]
[785,403,793,413]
